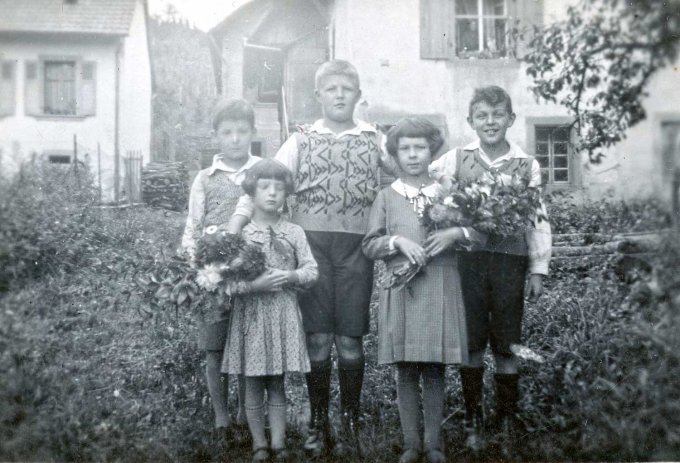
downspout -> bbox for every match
[114,38,123,203]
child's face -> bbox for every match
[252,178,287,214]
[396,137,432,177]
[467,101,516,148]
[214,119,255,163]
[315,75,361,124]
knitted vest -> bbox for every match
[203,171,244,228]
[456,148,534,255]
[291,129,381,234]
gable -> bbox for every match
[0,0,137,36]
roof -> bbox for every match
[0,0,138,36]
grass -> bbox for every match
[1,205,679,462]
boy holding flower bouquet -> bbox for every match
[181,99,261,443]
[429,86,552,453]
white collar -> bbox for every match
[309,119,377,138]
[390,178,440,198]
[208,154,260,176]
[463,140,529,165]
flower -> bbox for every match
[196,263,223,291]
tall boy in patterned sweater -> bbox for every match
[230,60,396,457]
[429,86,552,455]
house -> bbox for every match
[0,0,153,202]
[208,0,680,200]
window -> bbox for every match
[24,58,96,117]
[454,0,507,58]
[535,126,571,184]
[420,0,543,60]
[0,60,17,117]
[44,61,77,115]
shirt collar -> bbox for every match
[208,154,260,176]
[390,178,440,198]
[463,140,529,165]
[309,119,377,138]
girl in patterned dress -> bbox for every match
[362,118,485,463]
[222,160,318,462]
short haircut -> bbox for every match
[241,159,295,196]
[468,86,514,118]
[212,98,255,131]
[314,60,360,89]
[385,117,444,158]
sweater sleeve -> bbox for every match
[181,171,206,260]
[362,190,399,260]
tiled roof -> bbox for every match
[0,0,138,36]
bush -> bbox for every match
[0,160,101,290]
[546,191,671,234]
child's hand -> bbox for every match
[526,274,544,300]
[248,269,289,292]
[424,228,465,257]
[394,237,427,266]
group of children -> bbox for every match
[181,60,551,462]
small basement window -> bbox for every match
[48,154,71,164]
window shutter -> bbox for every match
[508,0,544,58]
[78,61,96,116]
[24,60,42,116]
[0,60,16,117]
[420,0,454,59]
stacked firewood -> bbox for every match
[142,161,188,211]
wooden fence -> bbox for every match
[123,150,143,204]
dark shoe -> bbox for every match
[333,412,362,458]
[463,407,485,454]
[399,448,421,463]
[304,414,332,457]
[425,448,446,463]
[272,447,290,461]
[251,447,270,462]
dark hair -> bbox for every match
[315,59,360,89]
[468,86,513,118]
[212,99,255,131]
[385,117,444,158]
[241,159,295,196]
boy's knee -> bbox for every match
[306,332,333,359]
[335,335,364,363]
[493,352,518,374]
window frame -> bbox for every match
[43,59,78,116]
[526,116,581,190]
[453,0,509,58]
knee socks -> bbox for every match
[494,373,519,417]
[421,363,445,451]
[397,363,422,450]
[338,354,365,417]
[268,401,287,450]
[460,367,484,420]
[306,359,332,423]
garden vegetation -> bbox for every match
[0,161,678,461]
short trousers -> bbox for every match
[457,251,529,356]
[299,231,374,337]
[197,301,232,352]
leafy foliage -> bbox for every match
[524,0,680,161]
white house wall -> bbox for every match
[118,0,152,170]
[0,35,119,199]
[332,0,680,200]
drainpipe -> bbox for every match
[114,39,123,203]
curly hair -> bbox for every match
[385,117,444,158]
[468,86,513,118]
[241,159,295,197]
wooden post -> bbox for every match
[97,143,102,203]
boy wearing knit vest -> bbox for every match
[430,86,552,455]
[181,99,261,445]
[230,60,396,457]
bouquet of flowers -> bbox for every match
[135,225,266,312]
[193,224,267,294]
[421,171,546,236]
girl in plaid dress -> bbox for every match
[362,118,484,463]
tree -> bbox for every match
[524,0,680,162]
